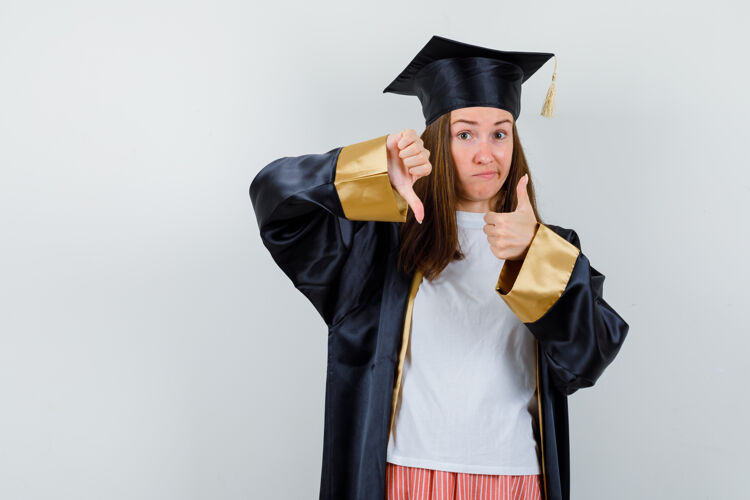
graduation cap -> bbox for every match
[383,35,557,126]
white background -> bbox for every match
[1,1,748,498]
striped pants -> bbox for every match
[386,462,542,500]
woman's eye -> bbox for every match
[457,131,471,140]
[495,131,507,140]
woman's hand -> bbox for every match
[387,129,431,224]
[484,174,539,261]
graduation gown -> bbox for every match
[248,134,629,500]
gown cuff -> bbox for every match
[495,223,580,323]
[334,135,409,222]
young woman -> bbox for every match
[249,36,629,500]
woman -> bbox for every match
[249,35,628,500]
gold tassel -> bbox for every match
[540,55,557,118]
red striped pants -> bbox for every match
[386,462,542,500]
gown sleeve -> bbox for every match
[494,223,629,395]
[249,134,409,327]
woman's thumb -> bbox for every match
[399,184,424,224]
[515,173,532,210]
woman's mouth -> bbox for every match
[474,171,496,179]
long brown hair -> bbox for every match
[397,110,544,281]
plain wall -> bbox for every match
[1,1,748,498]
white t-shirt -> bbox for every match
[386,210,541,475]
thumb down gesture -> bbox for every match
[386,129,432,224]
[483,173,539,261]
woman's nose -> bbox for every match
[473,140,493,164]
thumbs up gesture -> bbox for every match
[386,129,432,224]
[483,174,539,261]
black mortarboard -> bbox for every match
[383,35,557,126]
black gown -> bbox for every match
[249,134,629,500]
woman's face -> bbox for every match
[449,106,514,212]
